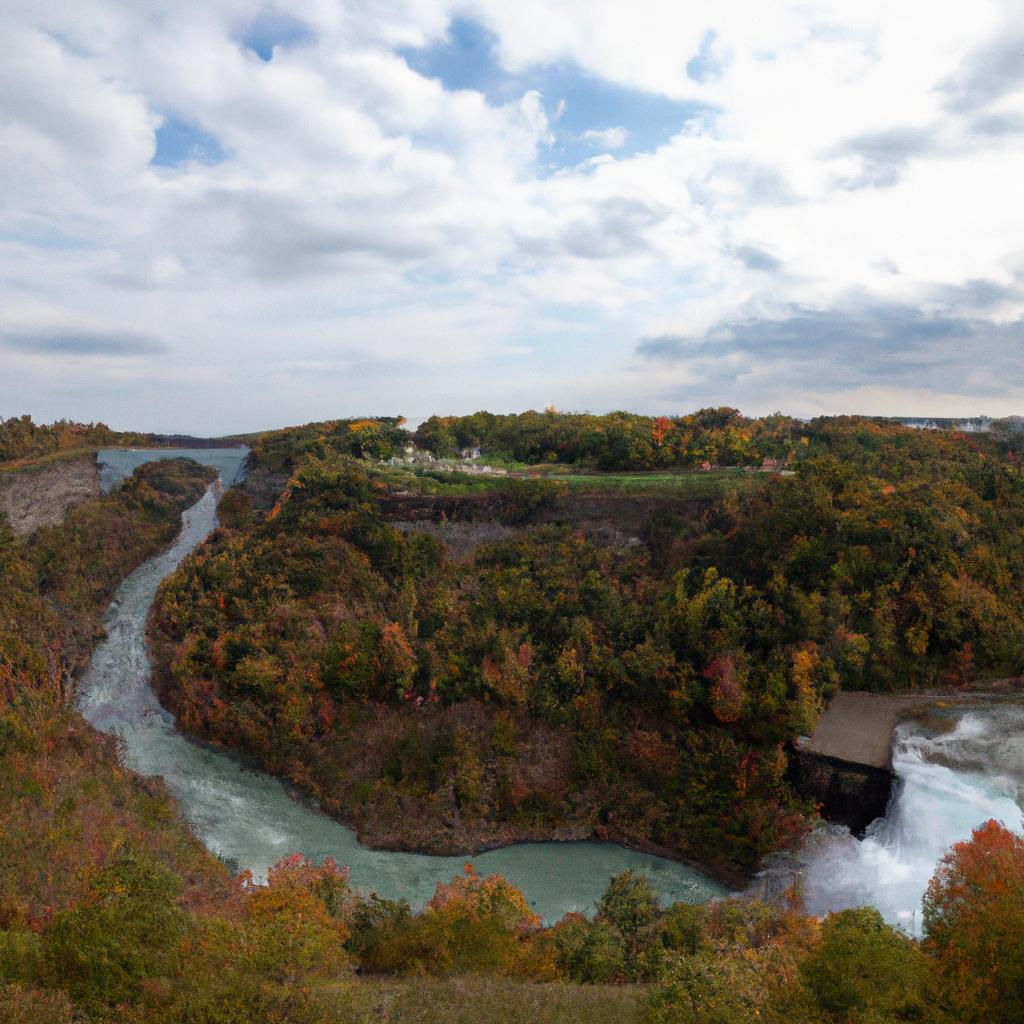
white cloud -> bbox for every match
[1,0,1023,431]
[578,126,629,150]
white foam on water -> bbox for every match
[783,707,1024,934]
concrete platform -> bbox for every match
[793,688,1011,834]
[799,691,929,771]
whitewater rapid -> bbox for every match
[77,466,724,920]
[787,706,1024,934]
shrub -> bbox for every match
[240,855,351,982]
[551,914,624,983]
[43,852,185,1012]
[501,479,565,525]
[800,907,932,1021]
[597,869,659,940]
[360,868,538,976]
[643,946,806,1024]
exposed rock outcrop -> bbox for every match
[239,466,289,510]
[0,456,101,535]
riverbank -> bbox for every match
[329,807,746,891]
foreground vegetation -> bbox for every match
[1,804,1020,1022]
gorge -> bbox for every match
[77,450,725,922]
[78,449,1024,934]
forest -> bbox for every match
[151,413,1024,879]
[1,412,1023,1022]
[412,408,798,468]
[0,414,156,467]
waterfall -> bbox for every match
[778,705,1024,934]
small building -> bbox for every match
[760,457,783,472]
[460,446,482,460]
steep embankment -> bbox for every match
[0,455,101,534]
[0,457,229,932]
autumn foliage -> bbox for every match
[4,411,1024,1021]
[923,818,1024,1023]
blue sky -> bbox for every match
[1,1,1023,433]
[400,17,712,170]
[152,116,228,167]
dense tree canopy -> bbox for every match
[412,408,797,469]
[0,412,1022,1021]
[152,414,1024,879]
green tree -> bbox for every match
[800,907,934,1021]
[44,852,185,1012]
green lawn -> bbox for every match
[546,469,778,496]
[374,461,785,499]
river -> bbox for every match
[78,451,725,921]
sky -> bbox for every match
[2,0,1024,434]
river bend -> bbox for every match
[78,464,724,921]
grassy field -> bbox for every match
[372,464,511,495]
[311,977,646,1023]
[546,469,778,496]
[374,461,784,499]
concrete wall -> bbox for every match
[793,749,894,836]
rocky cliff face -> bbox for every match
[0,456,101,534]
[792,750,895,836]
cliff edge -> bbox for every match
[0,455,101,535]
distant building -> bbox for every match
[460,446,482,460]
[760,457,783,472]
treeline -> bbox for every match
[249,416,409,472]
[0,414,155,466]
[412,407,1024,472]
[413,408,800,468]
[151,416,1024,880]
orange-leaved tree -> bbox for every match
[240,854,353,982]
[361,866,540,975]
[923,818,1024,1024]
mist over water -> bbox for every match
[781,707,1024,935]
[78,466,724,921]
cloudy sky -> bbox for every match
[3,0,1024,433]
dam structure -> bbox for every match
[794,692,927,834]
[794,687,1021,834]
